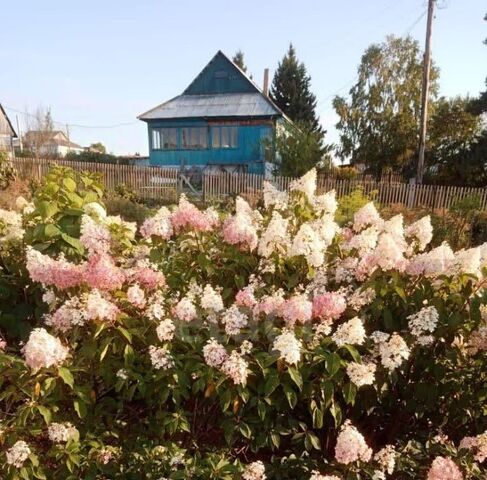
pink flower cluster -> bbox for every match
[427,456,463,480]
[334,421,372,465]
[312,292,347,322]
[171,195,219,234]
[277,294,313,326]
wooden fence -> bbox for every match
[203,172,487,211]
[9,157,487,211]
[11,157,179,202]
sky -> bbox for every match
[0,0,485,156]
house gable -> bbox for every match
[183,51,259,95]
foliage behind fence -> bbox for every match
[10,157,487,210]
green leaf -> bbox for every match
[73,399,87,418]
[63,177,77,192]
[264,371,280,396]
[287,366,303,390]
[305,431,321,450]
[37,201,59,219]
[283,384,298,409]
[342,381,357,405]
[61,234,84,253]
[326,353,341,376]
[44,224,62,238]
[37,405,51,424]
[58,367,74,389]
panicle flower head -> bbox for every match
[332,317,366,347]
[242,460,266,480]
[278,293,313,327]
[173,296,197,322]
[140,206,173,240]
[346,361,376,387]
[200,284,224,313]
[47,422,78,443]
[405,215,433,251]
[171,195,217,233]
[23,328,69,371]
[156,319,175,342]
[426,456,463,480]
[406,243,455,277]
[83,253,125,291]
[221,305,248,336]
[289,222,326,267]
[309,473,341,480]
[85,290,119,322]
[312,292,346,322]
[127,284,146,308]
[379,333,410,371]
[314,190,337,215]
[149,345,174,370]
[46,297,87,332]
[130,264,166,290]
[263,181,288,210]
[353,202,382,232]
[203,338,228,368]
[258,211,290,258]
[80,215,111,254]
[459,431,487,463]
[374,445,396,474]
[335,420,372,464]
[6,440,31,468]
[221,350,249,385]
[289,168,317,201]
[26,247,84,290]
[222,211,259,251]
[273,329,302,365]
[408,306,439,339]
[235,285,257,308]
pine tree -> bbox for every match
[270,44,323,136]
[232,50,247,73]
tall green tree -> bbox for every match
[333,35,439,178]
[271,121,332,177]
[426,96,483,185]
[270,44,323,135]
[232,50,247,73]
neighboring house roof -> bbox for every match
[0,104,18,138]
[24,130,83,149]
[139,50,286,121]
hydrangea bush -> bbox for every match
[0,168,486,479]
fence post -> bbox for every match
[407,178,416,209]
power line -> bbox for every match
[3,105,138,130]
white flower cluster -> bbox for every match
[242,460,266,480]
[203,338,228,368]
[258,211,290,258]
[332,317,366,347]
[377,333,410,371]
[309,473,341,480]
[200,284,224,313]
[221,305,248,336]
[335,420,373,464]
[6,440,31,468]
[156,319,176,342]
[22,328,69,371]
[346,361,376,387]
[374,445,396,474]
[47,422,79,443]
[408,306,439,344]
[289,168,317,201]
[0,208,24,244]
[263,181,288,210]
[273,330,302,365]
[149,345,174,370]
[220,350,249,386]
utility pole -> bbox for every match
[416,0,435,184]
[16,115,23,153]
[66,123,71,154]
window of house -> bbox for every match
[211,126,238,149]
[181,127,208,149]
[151,128,178,150]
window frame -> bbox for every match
[151,127,179,151]
[211,125,239,149]
[181,126,208,150]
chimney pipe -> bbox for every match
[263,68,269,96]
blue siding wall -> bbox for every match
[147,119,271,174]
[184,52,256,95]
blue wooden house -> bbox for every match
[138,51,285,174]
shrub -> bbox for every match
[0,168,486,479]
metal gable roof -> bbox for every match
[138,50,288,122]
[138,92,281,120]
